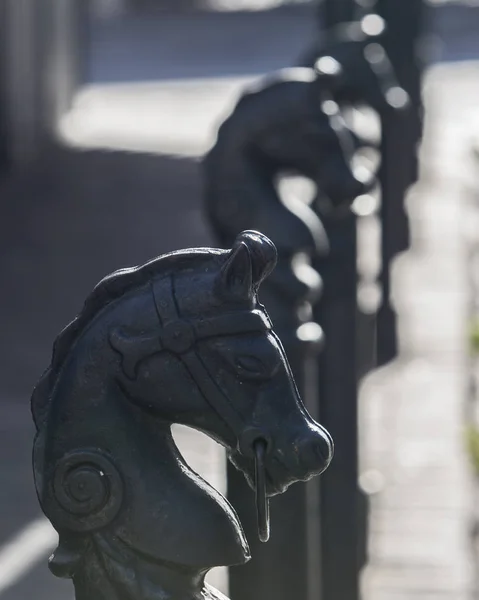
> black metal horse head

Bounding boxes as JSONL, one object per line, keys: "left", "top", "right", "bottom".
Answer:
{"left": 204, "top": 67, "right": 366, "bottom": 261}
{"left": 31, "top": 231, "right": 333, "bottom": 600}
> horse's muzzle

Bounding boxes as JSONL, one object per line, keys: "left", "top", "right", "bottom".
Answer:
{"left": 230, "top": 423, "right": 333, "bottom": 497}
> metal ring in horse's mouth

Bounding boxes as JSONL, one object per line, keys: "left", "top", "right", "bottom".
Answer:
{"left": 253, "top": 438, "right": 270, "bottom": 543}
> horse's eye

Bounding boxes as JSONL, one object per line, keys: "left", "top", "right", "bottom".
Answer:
{"left": 235, "top": 355, "right": 265, "bottom": 375}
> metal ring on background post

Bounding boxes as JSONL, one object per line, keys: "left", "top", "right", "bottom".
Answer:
{"left": 254, "top": 439, "right": 270, "bottom": 543}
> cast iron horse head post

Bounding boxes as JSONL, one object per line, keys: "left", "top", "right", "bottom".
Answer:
{"left": 203, "top": 66, "right": 368, "bottom": 343}
{"left": 31, "top": 231, "right": 333, "bottom": 600}
{"left": 204, "top": 67, "right": 367, "bottom": 247}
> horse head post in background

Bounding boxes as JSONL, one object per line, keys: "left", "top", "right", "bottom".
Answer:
{"left": 31, "top": 231, "right": 333, "bottom": 600}
{"left": 299, "top": 14, "right": 409, "bottom": 115}
{"left": 300, "top": 3, "right": 424, "bottom": 368}
{"left": 203, "top": 67, "right": 365, "bottom": 600}
{"left": 296, "top": 4, "right": 422, "bottom": 597}
{"left": 203, "top": 67, "right": 368, "bottom": 321}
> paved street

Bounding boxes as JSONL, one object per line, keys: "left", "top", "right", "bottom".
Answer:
{"left": 0, "top": 3, "right": 478, "bottom": 599}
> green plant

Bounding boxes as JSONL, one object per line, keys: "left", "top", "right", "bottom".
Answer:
{"left": 469, "top": 320, "right": 479, "bottom": 355}
{"left": 466, "top": 425, "right": 479, "bottom": 476}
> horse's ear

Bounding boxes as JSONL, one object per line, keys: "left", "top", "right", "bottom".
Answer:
{"left": 238, "top": 230, "right": 277, "bottom": 288}
{"left": 218, "top": 241, "right": 253, "bottom": 301}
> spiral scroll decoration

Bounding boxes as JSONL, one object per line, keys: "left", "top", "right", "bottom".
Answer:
{"left": 52, "top": 450, "right": 123, "bottom": 532}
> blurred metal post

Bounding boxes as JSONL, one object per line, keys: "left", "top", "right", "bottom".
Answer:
{"left": 227, "top": 330, "right": 322, "bottom": 600}
{"left": 319, "top": 0, "right": 358, "bottom": 27}
{"left": 376, "top": 0, "right": 426, "bottom": 365}
{"left": 313, "top": 212, "right": 363, "bottom": 600}
{"left": 0, "top": 0, "right": 9, "bottom": 175}
{"left": 313, "top": 3, "right": 370, "bottom": 600}
{"left": 2, "top": 0, "right": 87, "bottom": 165}
{"left": 2, "top": 0, "right": 42, "bottom": 164}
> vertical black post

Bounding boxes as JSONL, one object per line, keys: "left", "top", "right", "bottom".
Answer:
{"left": 320, "top": 0, "right": 359, "bottom": 27}
{"left": 0, "top": 0, "right": 9, "bottom": 177}
{"left": 314, "top": 213, "right": 362, "bottom": 600}
{"left": 223, "top": 228, "right": 324, "bottom": 600}
{"left": 376, "top": 0, "right": 426, "bottom": 365}
{"left": 313, "top": 2, "right": 367, "bottom": 599}
{"left": 228, "top": 327, "right": 321, "bottom": 600}
{"left": 1, "top": 0, "right": 42, "bottom": 164}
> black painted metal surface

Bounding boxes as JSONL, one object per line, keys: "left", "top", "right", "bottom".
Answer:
{"left": 31, "top": 230, "right": 333, "bottom": 600}
{"left": 0, "top": 0, "right": 9, "bottom": 176}
{"left": 313, "top": 212, "right": 362, "bottom": 600}
{"left": 299, "top": 3, "right": 413, "bottom": 596}
{"left": 376, "top": 0, "right": 426, "bottom": 366}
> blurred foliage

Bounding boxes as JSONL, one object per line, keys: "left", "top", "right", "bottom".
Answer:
{"left": 466, "top": 425, "right": 479, "bottom": 476}
{"left": 469, "top": 319, "right": 479, "bottom": 354}
{"left": 467, "top": 321, "right": 479, "bottom": 474}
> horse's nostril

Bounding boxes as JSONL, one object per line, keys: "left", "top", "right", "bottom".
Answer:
{"left": 298, "top": 434, "right": 333, "bottom": 474}
{"left": 311, "top": 439, "right": 330, "bottom": 466}
{"left": 313, "top": 440, "right": 326, "bottom": 461}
